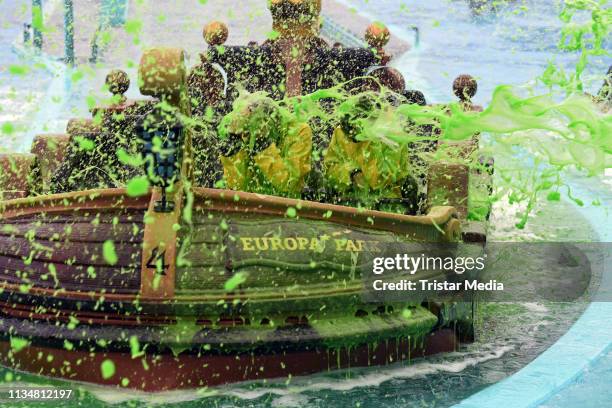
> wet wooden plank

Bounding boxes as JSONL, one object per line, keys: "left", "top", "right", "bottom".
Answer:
{"left": 3, "top": 210, "right": 145, "bottom": 225}
{"left": 175, "top": 264, "right": 349, "bottom": 291}
{"left": 175, "top": 266, "right": 228, "bottom": 290}
{"left": 0, "top": 256, "right": 140, "bottom": 293}
{"left": 181, "top": 226, "right": 225, "bottom": 244}
{"left": 0, "top": 222, "right": 143, "bottom": 243}
{"left": 179, "top": 242, "right": 225, "bottom": 267}
{"left": 0, "top": 236, "right": 141, "bottom": 268}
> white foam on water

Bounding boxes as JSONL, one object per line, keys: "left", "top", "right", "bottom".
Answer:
{"left": 488, "top": 196, "right": 541, "bottom": 241}
{"left": 271, "top": 393, "right": 312, "bottom": 408}
{"left": 522, "top": 302, "right": 549, "bottom": 314}
{"left": 79, "top": 345, "right": 513, "bottom": 406}
{"left": 78, "top": 384, "right": 220, "bottom": 406}
{"left": 223, "top": 345, "right": 514, "bottom": 401}
{"left": 0, "top": 82, "right": 51, "bottom": 152}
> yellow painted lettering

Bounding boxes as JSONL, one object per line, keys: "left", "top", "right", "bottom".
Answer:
{"left": 335, "top": 239, "right": 347, "bottom": 251}
{"left": 309, "top": 238, "right": 320, "bottom": 250}
{"left": 297, "top": 237, "right": 309, "bottom": 250}
{"left": 241, "top": 238, "right": 255, "bottom": 251}
{"left": 345, "top": 239, "right": 360, "bottom": 252}
{"left": 254, "top": 237, "right": 269, "bottom": 251}
{"left": 284, "top": 238, "right": 298, "bottom": 250}
{"left": 270, "top": 237, "right": 283, "bottom": 250}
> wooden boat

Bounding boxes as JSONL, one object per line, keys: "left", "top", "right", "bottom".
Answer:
{"left": 0, "top": 188, "right": 471, "bottom": 391}
{"left": 0, "top": 0, "right": 489, "bottom": 391}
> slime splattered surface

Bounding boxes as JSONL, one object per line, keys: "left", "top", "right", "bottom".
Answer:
{"left": 0, "top": 0, "right": 610, "bottom": 407}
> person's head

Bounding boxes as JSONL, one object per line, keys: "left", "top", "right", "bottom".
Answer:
{"left": 226, "top": 97, "right": 282, "bottom": 144}
{"left": 453, "top": 74, "right": 478, "bottom": 102}
{"left": 340, "top": 93, "right": 383, "bottom": 140}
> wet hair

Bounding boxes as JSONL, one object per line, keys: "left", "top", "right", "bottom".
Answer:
{"left": 340, "top": 93, "right": 382, "bottom": 139}
{"left": 453, "top": 74, "right": 478, "bottom": 102}
{"left": 246, "top": 99, "right": 282, "bottom": 128}
{"left": 357, "top": 93, "right": 383, "bottom": 112}
{"left": 242, "top": 98, "right": 282, "bottom": 142}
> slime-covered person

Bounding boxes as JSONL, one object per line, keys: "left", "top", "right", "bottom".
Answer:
{"left": 217, "top": 96, "right": 312, "bottom": 197}
{"left": 324, "top": 93, "right": 417, "bottom": 212}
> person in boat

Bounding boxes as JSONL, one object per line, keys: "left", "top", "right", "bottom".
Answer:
{"left": 217, "top": 96, "right": 312, "bottom": 198}
{"left": 323, "top": 93, "right": 418, "bottom": 213}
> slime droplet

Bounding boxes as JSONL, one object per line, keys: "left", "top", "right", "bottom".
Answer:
{"left": 100, "top": 359, "right": 116, "bottom": 380}
{"left": 103, "top": 240, "right": 118, "bottom": 266}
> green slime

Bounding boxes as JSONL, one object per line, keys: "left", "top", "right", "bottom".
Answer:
{"left": 0, "top": 0, "right": 609, "bottom": 392}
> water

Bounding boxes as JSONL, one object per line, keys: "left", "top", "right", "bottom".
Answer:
{"left": 0, "top": 0, "right": 610, "bottom": 407}
{"left": 0, "top": 0, "right": 54, "bottom": 152}
{"left": 540, "top": 348, "right": 612, "bottom": 408}
{"left": 347, "top": 0, "right": 610, "bottom": 105}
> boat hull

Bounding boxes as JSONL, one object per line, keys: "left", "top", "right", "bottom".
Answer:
{"left": 0, "top": 188, "right": 475, "bottom": 390}
{"left": 0, "top": 329, "right": 459, "bottom": 391}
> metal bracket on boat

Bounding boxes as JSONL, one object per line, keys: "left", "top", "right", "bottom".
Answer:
{"left": 154, "top": 187, "right": 175, "bottom": 213}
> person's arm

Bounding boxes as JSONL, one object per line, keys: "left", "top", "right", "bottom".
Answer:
{"left": 323, "top": 127, "right": 357, "bottom": 192}
{"left": 253, "top": 123, "right": 312, "bottom": 194}
{"left": 355, "top": 142, "right": 390, "bottom": 192}
{"left": 357, "top": 142, "right": 412, "bottom": 194}
{"left": 220, "top": 150, "right": 249, "bottom": 191}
